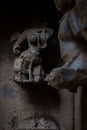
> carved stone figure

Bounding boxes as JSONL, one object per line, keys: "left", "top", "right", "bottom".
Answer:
{"left": 16, "top": 116, "right": 59, "bottom": 129}
{"left": 47, "top": 0, "right": 87, "bottom": 90}
{"left": 13, "top": 28, "right": 53, "bottom": 83}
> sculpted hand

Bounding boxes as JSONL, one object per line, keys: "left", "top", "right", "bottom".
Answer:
{"left": 46, "top": 68, "right": 64, "bottom": 90}
{"left": 46, "top": 67, "right": 78, "bottom": 90}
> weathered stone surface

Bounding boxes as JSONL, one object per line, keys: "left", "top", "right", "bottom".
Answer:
{"left": 0, "top": 0, "right": 85, "bottom": 130}
{"left": 0, "top": 31, "right": 74, "bottom": 130}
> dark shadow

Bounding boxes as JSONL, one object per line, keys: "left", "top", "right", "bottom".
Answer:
{"left": 22, "top": 82, "right": 60, "bottom": 108}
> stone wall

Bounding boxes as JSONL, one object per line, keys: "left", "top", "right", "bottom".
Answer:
{"left": 0, "top": 0, "right": 82, "bottom": 130}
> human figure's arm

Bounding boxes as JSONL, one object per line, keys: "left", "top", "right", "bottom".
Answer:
{"left": 46, "top": 67, "right": 87, "bottom": 90}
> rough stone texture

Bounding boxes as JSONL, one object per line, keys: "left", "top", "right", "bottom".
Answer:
{"left": 75, "top": 86, "right": 82, "bottom": 130}
{"left": 0, "top": 0, "right": 83, "bottom": 130}
{"left": 0, "top": 32, "right": 74, "bottom": 130}
{"left": 12, "top": 28, "right": 53, "bottom": 83}
{"left": 82, "top": 86, "right": 87, "bottom": 130}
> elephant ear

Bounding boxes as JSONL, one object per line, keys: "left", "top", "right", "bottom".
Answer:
{"left": 45, "top": 28, "right": 54, "bottom": 38}
{"left": 13, "top": 30, "right": 30, "bottom": 53}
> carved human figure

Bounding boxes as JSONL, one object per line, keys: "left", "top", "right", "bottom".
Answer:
{"left": 13, "top": 28, "right": 53, "bottom": 83}
{"left": 47, "top": 0, "right": 87, "bottom": 90}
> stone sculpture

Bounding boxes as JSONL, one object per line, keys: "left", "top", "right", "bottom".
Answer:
{"left": 13, "top": 28, "right": 53, "bottom": 83}
{"left": 16, "top": 116, "right": 59, "bottom": 129}
{"left": 47, "top": 0, "right": 87, "bottom": 91}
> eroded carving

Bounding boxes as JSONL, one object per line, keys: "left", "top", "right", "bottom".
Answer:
{"left": 47, "top": 0, "right": 87, "bottom": 90}
{"left": 16, "top": 116, "right": 59, "bottom": 129}
{"left": 12, "top": 28, "right": 53, "bottom": 83}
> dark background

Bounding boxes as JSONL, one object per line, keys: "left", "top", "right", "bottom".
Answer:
{"left": 0, "top": 0, "right": 61, "bottom": 31}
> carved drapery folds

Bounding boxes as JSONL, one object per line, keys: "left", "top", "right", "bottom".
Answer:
{"left": 12, "top": 28, "right": 53, "bottom": 84}
{"left": 46, "top": 0, "right": 87, "bottom": 91}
